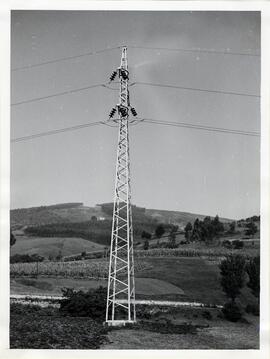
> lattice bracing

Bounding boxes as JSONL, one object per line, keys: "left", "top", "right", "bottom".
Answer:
{"left": 106, "top": 47, "right": 136, "bottom": 325}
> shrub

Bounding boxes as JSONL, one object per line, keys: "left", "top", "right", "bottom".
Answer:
{"left": 59, "top": 286, "right": 107, "bottom": 320}
{"left": 222, "top": 240, "right": 232, "bottom": 249}
{"left": 155, "top": 224, "right": 165, "bottom": 238}
{"left": 222, "top": 301, "right": 242, "bottom": 322}
{"left": 246, "top": 256, "right": 260, "bottom": 300}
{"left": 143, "top": 239, "right": 149, "bottom": 250}
{"left": 232, "top": 240, "right": 244, "bottom": 249}
{"left": 245, "top": 303, "right": 259, "bottom": 316}
{"left": 141, "top": 230, "right": 152, "bottom": 240}
{"left": 201, "top": 310, "right": 212, "bottom": 320}
{"left": 10, "top": 254, "right": 45, "bottom": 263}
{"left": 179, "top": 240, "right": 188, "bottom": 245}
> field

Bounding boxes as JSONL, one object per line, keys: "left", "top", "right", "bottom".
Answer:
{"left": 10, "top": 252, "right": 260, "bottom": 349}
{"left": 10, "top": 236, "right": 105, "bottom": 258}
{"left": 10, "top": 203, "right": 260, "bottom": 350}
{"left": 10, "top": 256, "right": 256, "bottom": 306}
{"left": 101, "top": 314, "right": 259, "bottom": 349}
{"left": 10, "top": 301, "right": 259, "bottom": 349}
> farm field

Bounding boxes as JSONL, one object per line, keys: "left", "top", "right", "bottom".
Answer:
{"left": 10, "top": 236, "right": 105, "bottom": 258}
{"left": 135, "top": 257, "right": 255, "bottom": 305}
{"left": 10, "top": 256, "right": 254, "bottom": 306}
{"left": 10, "top": 277, "right": 184, "bottom": 297}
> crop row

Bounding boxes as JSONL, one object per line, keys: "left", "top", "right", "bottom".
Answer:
{"left": 10, "top": 259, "right": 150, "bottom": 279}
{"left": 134, "top": 247, "right": 256, "bottom": 258}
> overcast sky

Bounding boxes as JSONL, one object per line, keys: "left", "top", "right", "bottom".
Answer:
{"left": 11, "top": 11, "right": 260, "bottom": 219}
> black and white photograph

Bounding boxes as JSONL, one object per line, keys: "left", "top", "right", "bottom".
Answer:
{"left": 0, "top": 1, "right": 269, "bottom": 355}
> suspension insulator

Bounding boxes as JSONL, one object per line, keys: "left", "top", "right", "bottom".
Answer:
{"left": 109, "top": 71, "right": 117, "bottom": 82}
{"left": 109, "top": 108, "right": 116, "bottom": 118}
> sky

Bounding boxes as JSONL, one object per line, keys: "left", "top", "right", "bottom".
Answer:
{"left": 10, "top": 11, "right": 261, "bottom": 219}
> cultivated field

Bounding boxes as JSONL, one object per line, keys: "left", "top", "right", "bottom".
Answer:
{"left": 10, "top": 236, "right": 105, "bottom": 258}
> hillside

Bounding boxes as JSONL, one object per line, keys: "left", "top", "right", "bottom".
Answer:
{"left": 11, "top": 202, "right": 232, "bottom": 229}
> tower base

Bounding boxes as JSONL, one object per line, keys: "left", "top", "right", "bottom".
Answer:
{"left": 105, "top": 320, "right": 136, "bottom": 327}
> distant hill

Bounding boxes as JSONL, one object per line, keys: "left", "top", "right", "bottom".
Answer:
{"left": 11, "top": 202, "right": 232, "bottom": 229}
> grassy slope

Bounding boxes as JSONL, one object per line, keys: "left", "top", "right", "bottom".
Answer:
{"left": 10, "top": 236, "right": 104, "bottom": 258}
{"left": 135, "top": 257, "right": 255, "bottom": 305}
{"left": 102, "top": 316, "right": 259, "bottom": 349}
{"left": 11, "top": 202, "right": 233, "bottom": 229}
{"left": 10, "top": 277, "right": 183, "bottom": 296}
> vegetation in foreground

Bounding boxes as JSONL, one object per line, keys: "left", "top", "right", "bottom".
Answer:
{"left": 10, "top": 302, "right": 108, "bottom": 349}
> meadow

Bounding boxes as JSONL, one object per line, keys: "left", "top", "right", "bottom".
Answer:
{"left": 10, "top": 236, "right": 105, "bottom": 258}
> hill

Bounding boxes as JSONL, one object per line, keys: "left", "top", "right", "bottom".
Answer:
{"left": 11, "top": 202, "right": 232, "bottom": 229}
{"left": 10, "top": 236, "right": 104, "bottom": 259}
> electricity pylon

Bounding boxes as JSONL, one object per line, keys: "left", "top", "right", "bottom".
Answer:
{"left": 105, "top": 47, "right": 136, "bottom": 326}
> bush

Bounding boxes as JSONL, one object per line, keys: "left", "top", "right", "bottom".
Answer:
{"left": 222, "top": 301, "right": 242, "bottom": 322}
{"left": 10, "top": 253, "right": 45, "bottom": 263}
{"left": 179, "top": 240, "right": 188, "bottom": 245}
{"left": 143, "top": 239, "right": 149, "bottom": 250}
{"left": 201, "top": 310, "right": 212, "bottom": 320}
{"left": 232, "top": 240, "right": 244, "bottom": 249}
{"left": 246, "top": 256, "right": 260, "bottom": 299}
{"left": 60, "top": 286, "right": 107, "bottom": 320}
{"left": 245, "top": 303, "right": 259, "bottom": 316}
{"left": 222, "top": 240, "right": 232, "bottom": 249}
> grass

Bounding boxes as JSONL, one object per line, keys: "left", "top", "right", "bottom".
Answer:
{"left": 102, "top": 306, "right": 259, "bottom": 349}
{"left": 10, "top": 277, "right": 107, "bottom": 295}
{"left": 10, "top": 236, "right": 105, "bottom": 258}
{"left": 135, "top": 257, "right": 255, "bottom": 305}
{"left": 101, "top": 321, "right": 259, "bottom": 349}
{"left": 11, "top": 256, "right": 256, "bottom": 306}
{"left": 10, "top": 277, "right": 183, "bottom": 297}
{"left": 10, "top": 301, "right": 259, "bottom": 350}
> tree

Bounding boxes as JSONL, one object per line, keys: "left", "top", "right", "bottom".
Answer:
{"left": 168, "top": 232, "right": 177, "bottom": 249}
{"left": 141, "top": 230, "right": 152, "bottom": 240}
{"left": 10, "top": 230, "right": 16, "bottom": 246}
{"left": 155, "top": 224, "right": 165, "bottom": 239}
{"left": 219, "top": 254, "right": 246, "bottom": 302}
{"left": 246, "top": 256, "right": 260, "bottom": 300}
{"left": 229, "top": 221, "right": 236, "bottom": 234}
{"left": 143, "top": 239, "right": 149, "bottom": 250}
{"left": 56, "top": 250, "right": 62, "bottom": 261}
{"left": 184, "top": 222, "right": 192, "bottom": 241}
{"left": 245, "top": 222, "right": 258, "bottom": 237}
{"left": 212, "top": 215, "right": 224, "bottom": 234}
{"left": 91, "top": 215, "right": 97, "bottom": 222}
{"left": 203, "top": 216, "right": 215, "bottom": 242}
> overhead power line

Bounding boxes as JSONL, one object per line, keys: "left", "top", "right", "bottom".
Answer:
{"left": 11, "top": 80, "right": 260, "bottom": 107}
{"left": 11, "top": 83, "right": 115, "bottom": 106}
{"left": 11, "top": 117, "right": 260, "bottom": 144}
{"left": 11, "top": 121, "right": 104, "bottom": 143}
{"left": 129, "top": 45, "right": 260, "bottom": 57}
{"left": 140, "top": 118, "right": 260, "bottom": 137}
{"left": 130, "top": 82, "right": 260, "bottom": 98}
{"left": 11, "top": 44, "right": 260, "bottom": 73}
{"left": 11, "top": 46, "right": 121, "bottom": 72}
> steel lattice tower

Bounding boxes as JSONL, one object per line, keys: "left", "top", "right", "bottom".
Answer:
{"left": 106, "top": 47, "right": 136, "bottom": 326}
